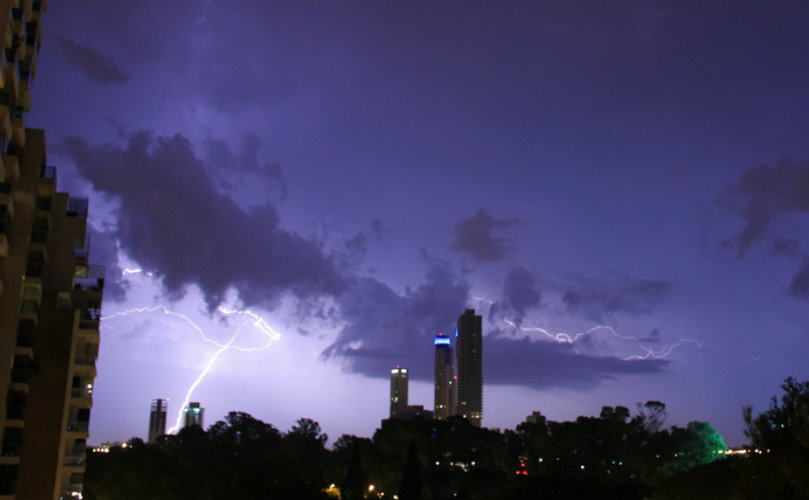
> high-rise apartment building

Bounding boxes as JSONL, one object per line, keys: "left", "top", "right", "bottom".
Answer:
{"left": 148, "top": 399, "right": 167, "bottom": 443}
{"left": 389, "top": 366, "right": 408, "bottom": 418}
{"left": 433, "top": 334, "right": 455, "bottom": 419}
{"left": 0, "top": 2, "right": 105, "bottom": 498}
{"left": 183, "top": 402, "right": 204, "bottom": 429}
{"left": 455, "top": 309, "right": 482, "bottom": 427}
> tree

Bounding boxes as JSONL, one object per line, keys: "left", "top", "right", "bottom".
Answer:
{"left": 742, "top": 377, "right": 809, "bottom": 498}
{"left": 400, "top": 439, "right": 422, "bottom": 500}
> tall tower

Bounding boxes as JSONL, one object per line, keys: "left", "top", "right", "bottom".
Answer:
{"left": 0, "top": 2, "right": 106, "bottom": 498}
{"left": 148, "top": 399, "right": 167, "bottom": 443}
{"left": 433, "top": 334, "right": 455, "bottom": 419}
{"left": 183, "top": 402, "right": 205, "bottom": 429}
{"left": 455, "top": 309, "right": 483, "bottom": 427}
{"left": 389, "top": 366, "right": 408, "bottom": 418}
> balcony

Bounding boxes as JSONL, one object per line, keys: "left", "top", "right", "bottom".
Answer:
{"left": 18, "top": 79, "right": 29, "bottom": 111}
{"left": 4, "top": 61, "right": 19, "bottom": 100}
{"left": 3, "top": 154, "right": 18, "bottom": 183}
{"left": 37, "top": 164, "right": 56, "bottom": 194}
{"left": 0, "top": 106, "right": 10, "bottom": 143}
{"left": 63, "top": 453, "right": 86, "bottom": 467}
{"left": 10, "top": 117, "right": 24, "bottom": 147}
{"left": 74, "top": 265, "right": 105, "bottom": 293}
{"left": 66, "top": 421, "right": 89, "bottom": 434}
{"left": 70, "top": 386, "right": 92, "bottom": 401}
{"left": 73, "top": 356, "right": 96, "bottom": 377}
{"left": 67, "top": 197, "right": 88, "bottom": 218}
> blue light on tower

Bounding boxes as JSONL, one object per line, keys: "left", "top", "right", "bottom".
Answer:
{"left": 434, "top": 336, "right": 451, "bottom": 346}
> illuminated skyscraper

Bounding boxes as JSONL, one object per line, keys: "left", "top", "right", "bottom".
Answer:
{"left": 148, "top": 399, "right": 167, "bottom": 443}
{"left": 184, "top": 402, "right": 205, "bottom": 429}
{"left": 433, "top": 334, "right": 455, "bottom": 419}
{"left": 455, "top": 309, "right": 483, "bottom": 427}
{"left": 0, "top": 2, "right": 106, "bottom": 498}
{"left": 389, "top": 366, "right": 408, "bottom": 418}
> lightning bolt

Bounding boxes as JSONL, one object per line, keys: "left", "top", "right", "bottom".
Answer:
{"left": 103, "top": 305, "right": 282, "bottom": 434}
{"left": 503, "top": 318, "right": 758, "bottom": 362}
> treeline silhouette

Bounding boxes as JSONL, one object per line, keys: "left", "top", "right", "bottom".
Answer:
{"left": 85, "top": 377, "right": 808, "bottom": 499}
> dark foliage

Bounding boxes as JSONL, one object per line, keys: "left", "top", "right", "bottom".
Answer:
{"left": 85, "top": 380, "right": 808, "bottom": 499}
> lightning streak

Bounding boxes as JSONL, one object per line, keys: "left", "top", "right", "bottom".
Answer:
{"left": 104, "top": 305, "right": 282, "bottom": 434}
{"left": 503, "top": 318, "right": 758, "bottom": 362}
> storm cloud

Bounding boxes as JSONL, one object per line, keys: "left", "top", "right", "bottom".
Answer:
{"left": 788, "top": 256, "right": 809, "bottom": 300}
{"left": 562, "top": 274, "right": 671, "bottom": 322}
{"left": 722, "top": 158, "right": 809, "bottom": 258}
{"left": 54, "top": 36, "right": 130, "bottom": 85}
{"left": 60, "top": 131, "right": 343, "bottom": 307}
{"left": 451, "top": 209, "right": 521, "bottom": 262}
{"left": 324, "top": 260, "right": 667, "bottom": 390}
{"left": 323, "top": 256, "right": 470, "bottom": 378}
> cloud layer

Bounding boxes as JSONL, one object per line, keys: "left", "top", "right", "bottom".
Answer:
{"left": 722, "top": 158, "right": 809, "bottom": 257}
{"left": 451, "top": 209, "right": 521, "bottom": 261}
{"left": 60, "top": 131, "right": 343, "bottom": 307}
{"left": 55, "top": 36, "right": 130, "bottom": 85}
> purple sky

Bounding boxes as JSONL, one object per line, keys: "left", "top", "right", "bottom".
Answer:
{"left": 28, "top": 1, "right": 808, "bottom": 446}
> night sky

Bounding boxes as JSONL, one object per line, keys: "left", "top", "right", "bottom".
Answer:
{"left": 27, "top": 1, "right": 808, "bottom": 446}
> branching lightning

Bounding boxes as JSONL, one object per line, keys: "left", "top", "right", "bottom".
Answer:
{"left": 502, "top": 318, "right": 758, "bottom": 362}
{"left": 471, "top": 295, "right": 757, "bottom": 362}
{"left": 104, "top": 305, "right": 282, "bottom": 434}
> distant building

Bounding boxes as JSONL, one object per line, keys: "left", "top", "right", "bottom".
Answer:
{"left": 389, "top": 366, "right": 409, "bottom": 418}
{"left": 455, "top": 309, "right": 483, "bottom": 427}
{"left": 525, "top": 411, "right": 546, "bottom": 425}
{"left": 398, "top": 405, "right": 434, "bottom": 422}
{"left": 184, "top": 402, "right": 205, "bottom": 429}
{"left": 148, "top": 399, "right": 167, "bottom": 443}
{"left": 434, "top": 334, "right": 455, "bottom": 419}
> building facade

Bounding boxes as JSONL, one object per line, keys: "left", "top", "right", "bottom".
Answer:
{"left": 183, "top": 402, "right": 204, "bottom": 429}
{"left": 433, "top": 334, "right": 455, "bottom": 419}
{"left": 389, "top": 366, "right": 408, "bottom": 418}
{"left": 0, "top": 2, "right": 105, "bottom": 498}
{"left": 148, "top": 399, "right": 167, "bottom": 443}
{"left": 455, "top": 309, "right": 482, "bottom": 427}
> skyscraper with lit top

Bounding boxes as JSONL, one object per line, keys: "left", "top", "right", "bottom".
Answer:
{"left": 184, "top": 402, "right": 205, "bottom": 429}
{"left": 455, "top": 309, "right": 483, "bottom": 427}
{"left": 433, "top": 334, "right": 455, "bottom": 419}
{"left": 389, "top": 366, "right": 408, "bottom": 418}
{"left": 0, "top": 1, "right": 106, "bottom": 498}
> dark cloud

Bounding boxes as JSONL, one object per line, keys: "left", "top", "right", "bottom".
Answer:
{"left": 60, "top": 131, "right": 343, "bottom": 307}
{"left": 721, "top": 158, "right": 809, "bottom": 258}
{"left": 490, "top": 266, "right": 542, "bottom": 324}
{"left": 204, "top": 134, "right": 287, "bottom": 204}
{"left": 324, "top": 260, "right": 667, "bottom": 390}
{"left": 485, "top": 335, "right": 668, "bottom": 390}
{"left": 788, "top": 256, "right": 809, "bottom": 300}
{"left": 451, "top": 209, "right": 521, "bottom": 262}
{"left": 770, "top": 238, "right": 800, "bottom": 258}
{"left": 323, "top": 256, "right": 469, "bottom": 378}
{"left": 562, "top": 274, "right": 670, "bottom": 322}
{"left": 371, "top": 219, "right": 390, "bottom": 241}
{"left": 54, "top": 36, "right": 129, "bottom": 85}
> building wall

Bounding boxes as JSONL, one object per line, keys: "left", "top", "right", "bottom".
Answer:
{"left": 434, "top": 336, "right": 454, "bottom": 420}
{"left": 455, "top": 309, "right": 483, "bottom": 427}
{"left": 0, "top": 3, "right": 104, "bottom": 497}
{"left": 389, "top": 367, "right": 408, "bottom": 418}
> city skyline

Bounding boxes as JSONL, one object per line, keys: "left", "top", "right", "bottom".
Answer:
{"left": 18, "top": 1, "right": 809, "bottom": 448}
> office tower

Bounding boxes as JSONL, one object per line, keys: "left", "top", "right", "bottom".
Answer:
{"left": 184, "top": 402, "right": 204, "bottom": 428}
{"left": 389, "top": 366, "right": 408, "bottom": 418}
{"left": 455, "top": 309, "right": 483, "bottom": 427}
{"left": 148, "top": 399, "right": 167, "bottom": 443}
{"left": 433, "top": 334, "right": 455, "bottom": 419}
{"left": 0, "top": 2, "right": 105, "bottom": 498}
